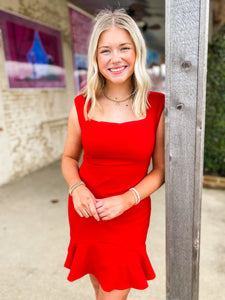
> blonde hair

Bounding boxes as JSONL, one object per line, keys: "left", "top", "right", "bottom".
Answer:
{"left": 81, "top": 9, "right": 151, "bottom": 119}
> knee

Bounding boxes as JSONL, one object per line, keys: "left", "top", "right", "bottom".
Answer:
{"left": 94, "top": 284, "right": 100, "bottom": 295}
{"left": 89, "top": 274, "right": 100, "bottom": 298}
{"left": 92, "top": 284, "right": 100, "bottom": 299}
{"left": 97, "top": 288, "right": 130, "bottom": 300}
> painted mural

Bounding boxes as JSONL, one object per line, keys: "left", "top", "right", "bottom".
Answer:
{"left": 0, "top": 9, "right": 65, "bottom": 89}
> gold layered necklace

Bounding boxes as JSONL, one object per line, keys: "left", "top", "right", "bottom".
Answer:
{"left": 103, "top": 88, "right": 136, "bottom": 104}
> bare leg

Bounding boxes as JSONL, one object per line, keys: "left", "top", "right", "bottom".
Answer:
{"left": 97, "top": 286, "right": 130, "bottom": 300}
{"left": 89, "top": 274, "right": 100, "bottom": 299}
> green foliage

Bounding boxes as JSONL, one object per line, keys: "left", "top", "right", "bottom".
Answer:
{"left": 204, "top": 25, "right": 225, "bottom": 176}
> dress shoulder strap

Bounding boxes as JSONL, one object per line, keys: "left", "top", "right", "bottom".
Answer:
{"left": 147, "top": 91, "right": 165, "bottom": 130}
{"left": 74, "top": 94, "right": 86, "bottom": 128}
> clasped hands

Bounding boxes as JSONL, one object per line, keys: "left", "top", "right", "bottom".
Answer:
{"left": 71, "top": 185, "right": 135, "bottom": 221}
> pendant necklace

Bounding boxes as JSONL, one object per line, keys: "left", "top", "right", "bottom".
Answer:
{"left": 103, "top": 88, "right": 136, "bottom": 104}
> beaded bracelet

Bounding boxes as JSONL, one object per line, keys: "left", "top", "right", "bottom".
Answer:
{"left": 69, "top": 181, "right": 85, "bottom": 195}
{"left": 129, "top": 187, "right": 141, "bottom": 205}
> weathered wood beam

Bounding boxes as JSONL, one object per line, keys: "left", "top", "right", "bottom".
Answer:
{"left": 165, "top": 0, "right": 209, "bottom": 299}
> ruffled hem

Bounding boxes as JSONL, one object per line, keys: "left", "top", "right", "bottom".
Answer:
{"left": 64, "top": 241, "right": 156, "bottom": 292}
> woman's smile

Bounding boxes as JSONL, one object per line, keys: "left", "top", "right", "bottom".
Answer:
{"left": 109, "top": 66, "right": 127, "bottom": 73}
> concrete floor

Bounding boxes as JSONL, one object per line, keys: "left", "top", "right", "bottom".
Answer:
{"left": 0, "top": 160, "right": 224, "bottom": 300}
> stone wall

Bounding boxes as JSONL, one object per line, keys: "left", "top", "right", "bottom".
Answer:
{"left": 0, "top": 0, "right": 75, "bottom": 185}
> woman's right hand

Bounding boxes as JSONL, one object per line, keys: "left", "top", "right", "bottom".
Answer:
{"left": 71, "top": 185, "right": 100, "bottom": 221}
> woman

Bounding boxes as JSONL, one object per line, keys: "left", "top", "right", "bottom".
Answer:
{"left": 62, "top": 9, "right": 165, "bottom": 300}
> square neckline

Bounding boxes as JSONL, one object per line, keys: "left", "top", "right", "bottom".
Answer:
{"left": 89, "top": 116, "right": 147, "bottom": 125}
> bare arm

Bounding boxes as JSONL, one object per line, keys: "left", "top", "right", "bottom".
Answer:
{"left": 62, "top": 104, "right": 100, "bottom": 221}
{"left": 61, "top": 104, "right": 83, "bottom": 186}
{"left": 129, "top": 110, "right": 165, "bottom": 199}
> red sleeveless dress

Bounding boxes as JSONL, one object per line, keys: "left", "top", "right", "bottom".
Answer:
{"left": 64, "top": 91, "right": 165, "bottom": 291}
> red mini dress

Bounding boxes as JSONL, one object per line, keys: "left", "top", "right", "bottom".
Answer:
{"left": 64, "top": 91, "right": 165, "bottom": 292}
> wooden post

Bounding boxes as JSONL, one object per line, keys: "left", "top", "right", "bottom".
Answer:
{"left": 165, "top": 0, "right": 209, "bottom": 299}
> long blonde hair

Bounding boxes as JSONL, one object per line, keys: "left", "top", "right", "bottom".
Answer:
{"left": 81, "top": 9, "right": 151, "bottom": 119}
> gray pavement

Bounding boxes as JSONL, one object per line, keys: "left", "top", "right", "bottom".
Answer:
{"left": 0, "top": 160, "right": 224, "bottom": 300}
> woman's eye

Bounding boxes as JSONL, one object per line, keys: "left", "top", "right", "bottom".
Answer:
{"left": 121, "top": 47, "right": 130, "bottom": 51}
{"left": 100, "top": 49, "right": 110, "bottom": 54}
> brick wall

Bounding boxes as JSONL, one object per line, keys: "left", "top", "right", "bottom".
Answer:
{"left": 0, "top": 0, "right": 75, "bottom": 185}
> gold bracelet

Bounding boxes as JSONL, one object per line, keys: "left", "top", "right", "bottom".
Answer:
{"left": 69, "top": 181, "right": 85, "bottom": 195}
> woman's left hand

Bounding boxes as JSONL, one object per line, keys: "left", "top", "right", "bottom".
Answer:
{"left": 95, "top": 192, "right": 135, "bottom": 221}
